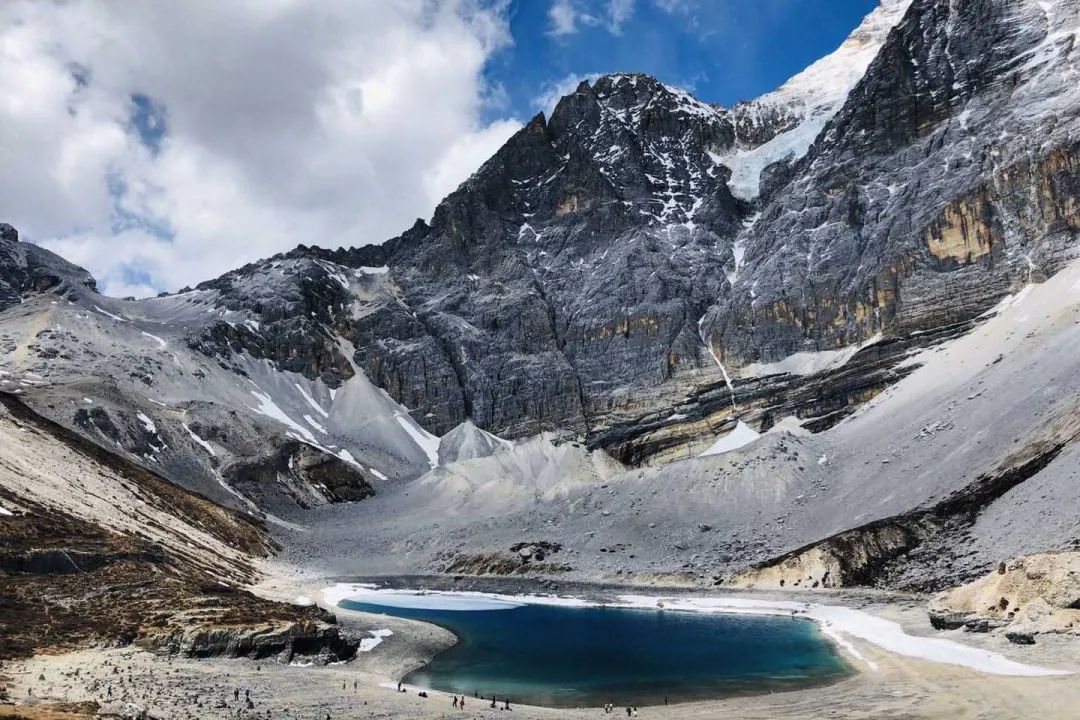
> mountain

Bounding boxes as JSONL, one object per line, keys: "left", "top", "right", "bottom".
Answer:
{"left": 702, "top": 0, "right": 1080, "bottom": 372}
{"left": 0, "top": 221, "right": 447, "bottom": 521}
{"left": 3, "top": 0, "right": 1080, "bottom": 605}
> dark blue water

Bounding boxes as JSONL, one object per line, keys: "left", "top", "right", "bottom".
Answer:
{"left": 340, "top": 599, "right": 852, "bottom": 708}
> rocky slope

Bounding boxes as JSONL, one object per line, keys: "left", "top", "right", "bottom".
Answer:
{"left": 0, "top": 224, "right": 441, "bottom": 520}
{"left": 0, "top": 392, "right": 359, "bottom": 663}
{"left": 287, "top": 258, "right": 1080, "bottom": 593}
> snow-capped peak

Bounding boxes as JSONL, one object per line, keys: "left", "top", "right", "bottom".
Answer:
{"left": 749, "top": 0, "right": 912, "bottom": 122}
{"left": 717, "top": 0, "right": 914, "bottom": 200}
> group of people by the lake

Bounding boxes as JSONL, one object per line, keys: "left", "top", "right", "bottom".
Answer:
{"left": 451, "top": 693, "right": 512, "bottom": 710}
{"left": 603, "top": 702, "right": 639, "bottom": 716}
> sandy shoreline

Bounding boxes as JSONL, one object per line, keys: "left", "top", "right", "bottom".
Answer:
{"left": 4, "top": 576, "right": 1079, "bottom": 719}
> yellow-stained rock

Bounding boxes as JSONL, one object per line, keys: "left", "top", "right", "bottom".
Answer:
{"left": 928, "top": 552, "right": 1080, "bottom": 642}
{"left": 924, "top": 191, "right": 1002, "bottom": 263}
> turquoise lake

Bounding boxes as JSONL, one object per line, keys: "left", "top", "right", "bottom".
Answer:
{"left": 339, "top": 597, "right": 853, "bottom": 708}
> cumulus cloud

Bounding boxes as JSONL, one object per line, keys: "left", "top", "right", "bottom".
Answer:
{"left": 547, "top": 0, "right": 581, "bottom": 36}
{"left": 0, "top": 0, "right": 521, "bottom": 296}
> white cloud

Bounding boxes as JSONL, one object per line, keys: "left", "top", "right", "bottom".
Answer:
{"left": 0, "top": 0, "right": 521, "bottom": 296}
{"left": 547, "top": 0, "right": 582, "bottom": 36}
{"left": 651, "top": 0, "right": 695, "bottom": 11}
{"left": 607, "top": 0, "right": 636, "bottom": 34}
{"left": 547, "top": 0, "right": 635, "bottom": 37}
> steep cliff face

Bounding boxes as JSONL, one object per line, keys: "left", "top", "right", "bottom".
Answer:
{"left": 703, "top": 0, "right": 1080, "bottom": 375}
{"left": 308, "top": 74, "right": 748, "bottom": 438}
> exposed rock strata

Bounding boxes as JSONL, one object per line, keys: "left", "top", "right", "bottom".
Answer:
{"left": 0, "top": 393, "right": 357, "bottom": 663}
{"left": 141, "top": 611, "right": 359, "bottom": 663}
{"left": 225, "top": 441, "right": 375, "bottom": 511}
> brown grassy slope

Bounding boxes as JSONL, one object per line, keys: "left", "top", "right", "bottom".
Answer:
{"left": 0, "top": 392, "right": 349, "bottom": 665}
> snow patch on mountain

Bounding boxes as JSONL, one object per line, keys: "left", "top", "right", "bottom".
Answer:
{"left": 699, "top": 420, "right": 761, "bottom": 457}
{"left": 394, "top": 411, "right": 440, "bottom": 469}
{"left": 141, "top": 331, "right": 168, "bottom": 349}
{"left": 183, "top": 423, "right": 216, "bottom": 456}
{"left": 248, "top": 387, "right": 319, "bottom": 445}
{"left": 735, "top": 334, "right": 884, "bottom": 379}
{"left": 716, "top": 113, "right": 834, "bottom": 200}
{"left": 720, "top": 0, "right": 913, "bottom": 199}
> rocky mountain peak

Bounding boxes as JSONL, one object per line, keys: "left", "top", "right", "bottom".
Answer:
{"left": 0, "top": 223, "right": 97, "bottom": 311}
{"left": 704, "top": 0, "right": 1080, "bottom": 376}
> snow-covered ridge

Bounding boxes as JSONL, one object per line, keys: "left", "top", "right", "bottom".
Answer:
{"left": 719, "top": 0, "right": 913, "bottom": 199}
{"left": 571, "top": 3, "right": 912, "bottom": 202}
{"left": 740, "top": 0, "right": 912, "bottom": 125}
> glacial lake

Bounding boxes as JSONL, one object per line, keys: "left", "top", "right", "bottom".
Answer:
{"left": 339, "top": 594, "right": 853, "bottom": 708}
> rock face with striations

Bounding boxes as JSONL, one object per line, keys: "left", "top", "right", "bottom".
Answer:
{"left": 304, "top": 74, "right": 748, "bottom": 438}
{"left": 702, "top": 0, "right": 1080, "bottom": 373}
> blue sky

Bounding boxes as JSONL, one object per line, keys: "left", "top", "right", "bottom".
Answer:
{"left": 484, "top": 0, "right": 879, "bottom": 120}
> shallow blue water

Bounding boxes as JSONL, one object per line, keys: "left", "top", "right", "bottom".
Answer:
{"left": 340, "top": 598, "right": 852, "bottom": 708}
